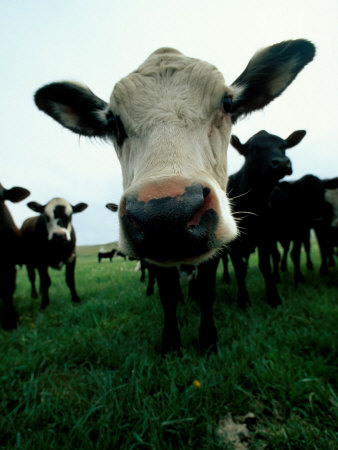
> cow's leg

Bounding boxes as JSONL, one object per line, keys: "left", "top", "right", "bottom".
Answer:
{"left": 290, "top": 239, "right": 305, "bottom": 283}
{"left": 146, "top": 265, "right": 155, "bottom": 296}
{"left": 258, "top": 244, "right": 282, "bottom": 307}
{"left": 26, "top": 264, "right": 38, "bottom": 298}
{"left": 195, "top": 258, "right": 219, "bottom": 353}
{"left": 314, "top": 226, "right": 330, "bottom": 275}
{"left": 271, "top": 241, "right": 281, "bottom": 282}
{"left": 153, "top": 266, "right": 182, "bottom": 355}
{"left": 230, "top": 252, "right": 250, "bottom": 308}
{"left": 280, "top": 240, "right": 290, "bottom": 272}
{"left": 66, "top": 257, "right": 80, "bottom": 303}
{"left": 303, "top": 231, "right": 313, "bottom": 270}
{"left": 1, "top": 265, "right": 18, "bottom": 330}
{"left": 221, "top": 251, "right": 230, "bottom": 283}
{"left": 37, "top": 265, "right": 51, "bottom": 309}
{"left": 140, "top": 259, "right": 146, "bottom": 282}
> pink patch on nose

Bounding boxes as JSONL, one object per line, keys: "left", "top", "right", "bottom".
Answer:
{"left": 137, "top": 180, "right": 188, "bottom": 203}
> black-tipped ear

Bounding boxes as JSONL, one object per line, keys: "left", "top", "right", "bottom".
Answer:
{"left": 34, "top": 82, "right": 109, "bottom": 136}
{"left": 27, "top": 201, "right": 45, "bottom": 213}
{"left": 72, "top": 203, "right": 88, "bottom": 213}
{"left": 106, "top": 203, "right": 119, "bottom": 212}
{"left": 285, "top": 130, "right": 306, "bottom": 149}
{"left": 5, "top": 187, "right": 30, "bottom": 203}
{"left": 231, "top": 39, "right": 315, "bottom": 118}
{"left": 230, "top": 135, "right": 246, "bottom": 156}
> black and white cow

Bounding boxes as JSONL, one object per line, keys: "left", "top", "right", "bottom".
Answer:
{"left": 34, "top": 40, "right": 315, "bottom": 353}
{"left": 21, "top": 198, "right": 88, "bottom": 309}
{"left": 0, "top": 183, "right": 30, "bottom": 329}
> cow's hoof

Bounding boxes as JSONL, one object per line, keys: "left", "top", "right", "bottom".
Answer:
{"left": 161, "top": 329, "right": 181, "bottom": 356}
{"left": 72, "top": 296, "right": 81, "bottom": 303}
{"left": 41, "top": 299, "right": 50, "bottom": 309}
{"left": 199, "top": 326, "right": 218, "bottom": 354}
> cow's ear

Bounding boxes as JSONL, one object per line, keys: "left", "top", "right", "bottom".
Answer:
{"left": 72, "top": 202, "right": 88, "bottom": 213}
{"left": 27, "top": 201, "right": 45, "bottom": 213}
{"left": 34, "top": 82, "right": 109, "bottom": 137}
{"left": 106, "top": 203, "right": 119, "bottom": 212}
{"left": 230, "top": 39, "right": 315, "bottom": 119}
{"left": 230, "top": 135, "right": 246, "bottom": 156}
{"left": 285, "top": 130, "right": 306, "bottom": 148}
{"left": 5, "top": 187, "right": 30, "bottom": 203}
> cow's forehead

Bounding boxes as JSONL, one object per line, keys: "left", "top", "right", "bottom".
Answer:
{"left": 45, "top": 198, "right": 72, "bottom": 217}
{"left": 110, "top": 49, "right": 228, "bottom": 132}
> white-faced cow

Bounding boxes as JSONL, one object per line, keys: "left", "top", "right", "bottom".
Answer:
{"left": 0, "top": 183, "right": 30, "bottom": 329}
{"left": 34, "top": 39, "right": 315, "bottom": 353}
{"left": 21, "top": 198, "right": 88, "bottom": 309}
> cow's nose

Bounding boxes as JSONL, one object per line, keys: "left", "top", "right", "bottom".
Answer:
{"left": 52, "top": 231, "right": 68, "bottom": 241}
{"left": 270, "top": 158, "right": 292, "bottom": 175}
{"left": 120, "top": 182, "right": 219, "bottom": 263}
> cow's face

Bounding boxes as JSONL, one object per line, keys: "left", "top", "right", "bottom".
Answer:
{"left": 231, "top": 129, "right": 306, "bottom": 184}
{"left": 34, "top": 40, "right": 315, "bottom": 265}
{"left": 27, "top": 198, "right": 88, "bottom": 241}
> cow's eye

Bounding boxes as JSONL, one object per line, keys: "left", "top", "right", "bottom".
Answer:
{"left": 107, "top": 111, "right": 128, "bottom": 146}
{"left": 222, "top": 94, "right": 233, "bottom": 114}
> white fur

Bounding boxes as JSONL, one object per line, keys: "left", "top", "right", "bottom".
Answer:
{"left": 44, "top": 197, "right": 73, "bottom": 241}
{"left": 107, "top": 50, "right": 238, "bottom": 260}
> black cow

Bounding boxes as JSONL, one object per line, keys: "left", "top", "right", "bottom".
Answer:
{"left": 270, "top": 175, "right": 335, "bottom": 282}
{"left": 0, "top": 183, "right": 30, "bottom": 329}
{"left": 98, "top": 248, "right": 116, "bottom": 262}
{"left": 34, "top": 40, "right": 315, "bottom": 353}
{"left": 224, "top": 129, "right": 306, "bottom": 307}
{"left": 21, "top": 198, "right": 88, "bottom": 309}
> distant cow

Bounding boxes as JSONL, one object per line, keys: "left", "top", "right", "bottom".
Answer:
{"left": 98, "top": 248, "right": 116, "bottom": 262}
{"left": 223, "top": 129, "right": 306, "bottom": 307}
{"left": 270, "top": 175, "right": 335, "bottom": 282}
{"left": 0, "top": 183, "right": 30, "bottom": 329}
{"left": 21, "top": 198, "right": 88, "bottom": 309}
{"left": 34, "top": 40, "right": 315, "bottom": 353}
{"left": 313, "top": 179, "right": 338, "bottom": 274}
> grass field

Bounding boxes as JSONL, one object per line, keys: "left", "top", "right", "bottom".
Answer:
{"left": 0, "top": 244, "right": 337, "bottom": 449}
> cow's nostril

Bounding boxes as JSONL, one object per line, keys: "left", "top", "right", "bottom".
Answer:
{"left": 203, "top": 187, "right": 211, "bottom": 198}
{"left": 271, "top": 159, "right": 280, "bottom": 168}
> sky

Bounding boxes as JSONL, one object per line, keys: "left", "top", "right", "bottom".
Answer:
{"left": 1, "top": 0, "right": 337, "bottom": 245}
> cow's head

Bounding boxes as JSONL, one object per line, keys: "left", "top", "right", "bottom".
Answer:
{"left": 34, "top": 39, "right": 315, "bottom": 265}
{"left": 231, "top": 129, "right": 306, "bottom": 184}
{"left": 0, "top": 183, "right": 30, "bottom": 204}
{"left": 27, "top": 198, "right": 88, "bottom": 241}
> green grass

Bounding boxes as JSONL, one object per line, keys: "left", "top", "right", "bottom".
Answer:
{"left": 0, "top": 244, "right": 337, "bottom": 449}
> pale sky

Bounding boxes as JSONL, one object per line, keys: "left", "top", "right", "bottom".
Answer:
{"left": 1, "top": 0, "right": 337, "bottom": 245}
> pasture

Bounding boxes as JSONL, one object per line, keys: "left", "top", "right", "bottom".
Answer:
{"left": 1, "top": 244, "right": 337, "bottom": 449}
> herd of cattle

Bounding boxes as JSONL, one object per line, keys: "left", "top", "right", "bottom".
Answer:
{"left": 1, "top": 39, "right": 337, "bottom": 353}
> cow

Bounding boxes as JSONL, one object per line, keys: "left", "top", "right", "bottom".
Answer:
{"left": 313, "top": 179, "right": 338, "bottom": 275}
{"left": 270, "top": 176, "right": 338, "bottom": 282}
{"left": 21, "top": 198, "right": 88, "bottom": 309}
{"left": 0, "top": 183, "right": 30, "bottom": 329}
{"left": 220, "top": 129, "right": 306, "bottom": 307}
{"left": 98, "top": 248, "right": 116, "bottom": 262}
{"left": 270, "top": 175, "right": 327, "bottom": 283}
{"left": 34, "top": 39, "right": 315, "bottom": 353}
